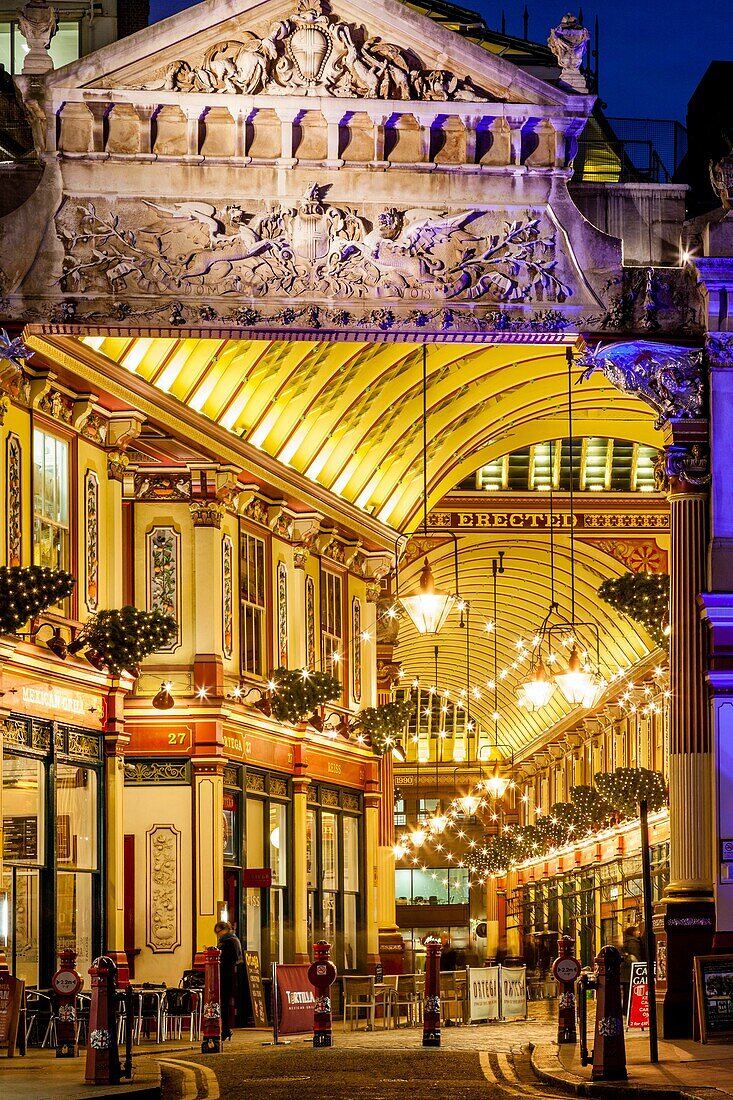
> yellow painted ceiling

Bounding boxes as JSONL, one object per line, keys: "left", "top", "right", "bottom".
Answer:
{"left": 395, "top": 534, "right": 658, "bottom": 757}
{"left": 81, "top": 335, "right": 662, "bottom": 531}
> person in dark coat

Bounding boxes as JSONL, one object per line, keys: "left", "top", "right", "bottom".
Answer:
{"left": 215, "top": 920, "right": 243, "bottom": 1041}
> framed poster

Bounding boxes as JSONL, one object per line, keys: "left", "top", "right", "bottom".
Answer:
{"left": 694, "top": 955, "right": 733, "bottom": 1043}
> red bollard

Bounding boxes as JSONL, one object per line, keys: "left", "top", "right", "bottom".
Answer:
{"left": 85, "top": 956, "right": 121, "bottom": 1085}
{"left": 201, "top": 945, "right": 222, "bottom": 1053}
{"left": 308, "top": 941, "right": 338, "bottom": 1048}
{"left": 552, "top": 936, "right": 580, "bottom": 1045}
{"left": 422, "top": 936, "right": 442, "bottom": 1047}
{"left": 52, "top": 948, "right": 83, "bottom": 1057}
{"left": 591, "top": 945, "right": 627, "bottom": 1081}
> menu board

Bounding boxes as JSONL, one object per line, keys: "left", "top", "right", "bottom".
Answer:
{"left": 244, "top": 951, "right": 269, "bottom": 1028}
{"left": 0, "top": 973, "right": 24, "bottom": 1057}
{"left": 3, "top": 816, "right": 38, "bottom": 862}
{"left": 627, "top": 961, "right": 650, "bottom": 1030}
{"left": 694, "top": 955, "right": 733, "bottom": 1043}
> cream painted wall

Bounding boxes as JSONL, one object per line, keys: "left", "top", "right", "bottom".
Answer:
{"left": 123, "top": 783, "right": 194, "bottom": 985}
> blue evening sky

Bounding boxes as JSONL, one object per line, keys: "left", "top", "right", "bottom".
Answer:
{"left": 148, "top": 0, "right": 731, "bottom": 124}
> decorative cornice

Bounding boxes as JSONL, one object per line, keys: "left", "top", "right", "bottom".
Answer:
{"left": 190, "top": 498, "right": 225, "bottom": 528}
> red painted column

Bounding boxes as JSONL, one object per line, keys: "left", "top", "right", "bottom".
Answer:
{"left": 85, "top": 956, "right": 121, "bottom": 1085}
{"left": 201, "top": 945, "right": 222, "bottom": 1053}
{"left": 591, "top": 946, "right": 627, "bottom": 1081}
{"left": 422, "top": 936, "right": 442, "bottom": 1047}
{"left": 308, "top": 941, "right": 337, "bottom": 1048}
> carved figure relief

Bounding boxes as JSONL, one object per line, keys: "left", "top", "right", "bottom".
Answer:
{"left": 146, "top": 825, "right": 181, "bottom": 953}
{"left": 84, "top": 470, "right": 99, "bottom": 611}
{"left": 352, "top": 597, "right": 362, "bottom": 703}
{"left": 277, "top": 560, "right": 288, "bottom": 666}
{"left": 305, "top": 574, "right": 316, "bottom": 671}
{"left": 6, "top": 433, "right": 22, "bottom": 567}
{"left": 578, "top": 341, "right": 704, "bottom": 428}
{"left": 222, "top": 534, "right": 233, "bottom": 659}
{"left": 140, "top": 1, "right": 491, "bottom": 102}
{"left": 147, "top": 526, "right": 181, "bottom": 649}
{"left": 56, "top": 189, "right": 572, "bottom": 305}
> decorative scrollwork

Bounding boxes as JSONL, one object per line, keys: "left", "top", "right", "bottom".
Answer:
{"left": 124, "top": 761, "right": 190, "bottom": 784}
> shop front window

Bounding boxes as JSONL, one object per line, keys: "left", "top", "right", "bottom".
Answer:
{"left": 33, "top": 429, "right": 71, "bottom": 586}
{"left": 240, "top": 529, "right": 267, "bottom": 677}
{"left": 3, "top": 755, "right": 44, "bottom": 987}
{"left": 321, "top": 571, "right": 343, "bottom": 684}
{"left": 245, "top": 798, "right": 264, "bottom": 958}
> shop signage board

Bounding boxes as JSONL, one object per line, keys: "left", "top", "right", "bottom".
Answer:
{"left": 500, "top": 966, "right": 527, "bottom": 1021}
{"left": 468, "top": 966, "right": 499, "bottom": 1022}
{"left": 627, "top": 961, "right": 650, "bottom": 1030}
{"left": 127, "top": 724, "right": 193, "bottom": 754}
{"left": 694, "top": 955, "right": 733, "bottom": 1043}
{"left": 0, "top": 972, "right": 24, "bottom": 1057}
{"left": 243, "top": 868, "right": 272, "bottom": 888}
{"left": 244, "top": 952, "right": 269, "bottom": 1028}
{"left": 274, "top": 964, "right": 315, "bottom": 1038}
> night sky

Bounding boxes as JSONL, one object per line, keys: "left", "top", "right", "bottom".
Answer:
{"left": 148, "top": 0, "right": 731, "bottom": 124}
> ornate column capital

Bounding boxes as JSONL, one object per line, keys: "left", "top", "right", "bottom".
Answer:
{"left": 706, "top": 332, "right": 733, "bottom": 368}
{"left": 190, "top": 499, "right": 225, "bottom": 528}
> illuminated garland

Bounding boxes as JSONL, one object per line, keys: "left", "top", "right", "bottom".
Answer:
{"left": 597, "top": 572, "right": 670, "bottom": 648}
{"left": 418, "top": 767, "right": 667, "bottom": 881}
{"left": 594, "top": 767, "right": 666, "bottom": 817}
{"left": 358, "top": 699, "right": 415, "bottom": 757}
{"left": 0, "top": 565, "right": 76, "bottom": 633}
{"left": 76, "top": 606, "right": 177, "bottom": 676}
{"left": 269, "top": 667, "right": 341, "bottom": 723}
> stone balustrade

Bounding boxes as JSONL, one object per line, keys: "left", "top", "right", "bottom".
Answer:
{"left": 48, "top": 89, "right": 586, "bottom": 170}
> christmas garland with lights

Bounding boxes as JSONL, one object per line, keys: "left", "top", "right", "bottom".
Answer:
{"left": 76, "top": 606, "right": 177, "bottom": 676}
{"left": 0, "top": 565, "right": 76, "bottom": 634}
{"left": 594, "top": 767, "right": 667, "bottom": 817}
{"left": 269, "top": 667, "right": 341, "bottom": 724}
{"left": 358, "top": 699, "right": 415, "bottom": 756}
{"left": 467, "top": 767, "right": 666, "bottom": 877}
{"left": 597, "top": 571, "right": 670, "bottom": 648}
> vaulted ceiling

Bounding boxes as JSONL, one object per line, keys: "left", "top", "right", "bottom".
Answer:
{"left": 80, "top": 334, "right": 661, "bottom": 530}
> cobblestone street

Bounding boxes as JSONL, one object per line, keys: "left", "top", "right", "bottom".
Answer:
{"left": 155, "top": 1017, "right": 564, "bottom": 1100}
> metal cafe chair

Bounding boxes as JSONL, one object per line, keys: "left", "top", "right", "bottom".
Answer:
{"left": 24, "top": 989, "right": 54, "bottom": 1047}
{"left": 441, "top": 971, "right": 467, "bottom": 1026}
{"left": 392, "top": 973, "right": 423, "bottom": 1028}
{"left": 164, "top": 986, "right": 201, "bottom": 1042}
{"left": 342, "top": 975, "right": 377, "bottom": 1031}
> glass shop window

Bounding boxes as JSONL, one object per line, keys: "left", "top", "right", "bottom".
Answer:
{"left": 394, "top": 796, "right": 406, "bottom": 828}
{"left": 342, "top": 815, "right": 359, "bottom": 892}
{"left": 55, "top": 763, "right": 97, "bottom": 870}
{"left": 321, "top": 571, "right": 343, "bottom": 681}
{"left": 33, "top": 428, "right": 70, "bottom": 578}
{"left": 321, "top": 812, "right": 338, "bottom": 892}
{"left": 240, "top": 529, "right": 266, "bottom": 677}
{"left": 269, "top": 802, "right": 287, "bottom": 887}
{"left": 3, "top": 755, "right": 44, "bottom": 865}
{"left": 245, "top": 798, "right": 264, "bottom": 957}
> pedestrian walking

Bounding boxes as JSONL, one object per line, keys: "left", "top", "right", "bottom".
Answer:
{"left": 215, "top": 920, "right": 243, "bottom": 1041}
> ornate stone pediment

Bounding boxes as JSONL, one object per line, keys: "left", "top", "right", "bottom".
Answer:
{"left": 135, "top": 0, "right": 492, "bottom": 102}
{"left": 62, "top": 0, "right": 577, "bottom": 107}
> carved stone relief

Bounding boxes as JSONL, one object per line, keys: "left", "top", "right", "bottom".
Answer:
{"left": 55, "top": 189, "right": 573, "bottom": 306}
{"left": 137, "top": 1, "right": 492, "bottom": 102}
{"left": 146, "top": 824, "right": 182, "bottom": 953}
{"left": 84, "top": 469, "right": 99, "bottom": 612}
{"left": 147, "top": 526, "right": 181, "bottom": 649}
{"left": 578, "top": 341, "right": 704, "bottom": 429}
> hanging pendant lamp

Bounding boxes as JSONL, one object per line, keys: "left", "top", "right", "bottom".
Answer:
{"left": 554, "top": 644, "right": 595, "bottom": 706}
{"left": 518, "top": 657, "right": 556, "bottom": 710}
{"left": 399, "top": 346, "right": 455, "bottom": 635}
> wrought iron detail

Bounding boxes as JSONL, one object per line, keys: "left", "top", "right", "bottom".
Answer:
{"left": 124, "top": 760, "right": 190, "bottom": 784}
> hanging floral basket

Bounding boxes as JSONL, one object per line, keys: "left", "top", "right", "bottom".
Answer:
{"left": 0, "top": 565, "right": 76, "bottom": 634}
{"left": 72, "top": 606, "right": 177, "bottom": 677}
{"left": 269, "top": 667, "right": 341, "bottom": 724}
{"left": 357, "top": 699, "right": 414, "bottom": 756}
{"left": 597, "top": 572, "right": 670, "bottom": 648}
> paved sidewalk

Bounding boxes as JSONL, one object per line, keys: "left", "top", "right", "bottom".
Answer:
{"left": 0, "top": 1048, "right": 161, "bottom": 1100}
{"left": 532, "top": 1035, "right": 733, "bottom": 1100}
